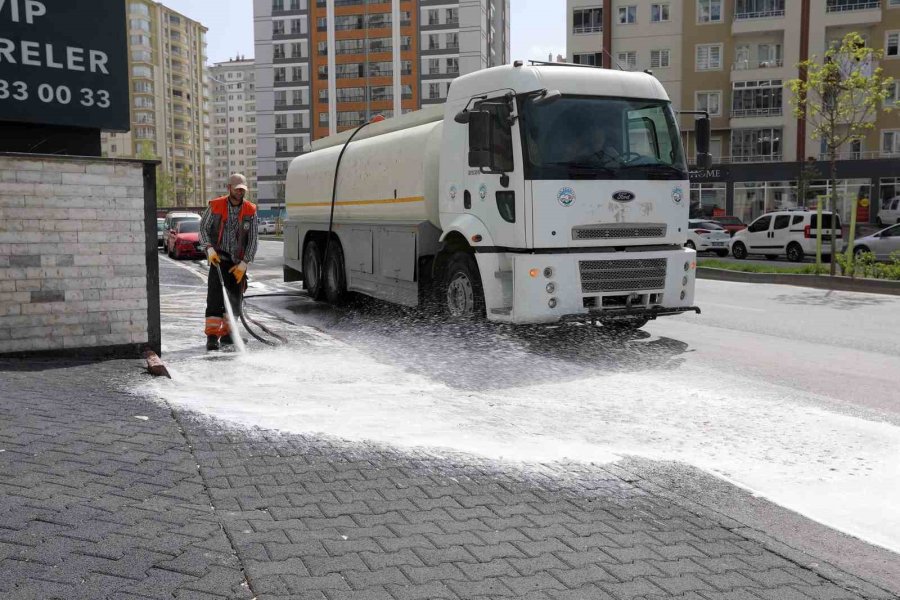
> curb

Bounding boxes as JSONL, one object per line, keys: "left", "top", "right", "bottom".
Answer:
{"left": 697, "top": 267, "right": 900, "bottom": 296}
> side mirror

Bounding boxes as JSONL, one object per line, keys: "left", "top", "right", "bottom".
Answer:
{"left": 695, "top": 116, "right": 712, "bottom": 169}
{"left": 467, "top": 110, "right": 492, "bottom": 169}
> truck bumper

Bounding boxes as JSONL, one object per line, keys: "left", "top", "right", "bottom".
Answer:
{"left": 478, "top": 247, "right": 699, "bottom": 325}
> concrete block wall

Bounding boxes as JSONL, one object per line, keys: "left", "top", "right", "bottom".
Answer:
{"left": 0, "top": 155, "right": 156, "bottom": 356}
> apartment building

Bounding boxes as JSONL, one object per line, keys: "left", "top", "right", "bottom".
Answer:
{"left": 253, "top": 0, "right": 510, "bottom": 215}
{"left": 210, "top": 58, "right": 258, "bottom": 201}
{"left": 102, "top": 0, "right": 211, "bottom": 207}
{"left": 566, "top": 0, "right": 900, "bottom": 225}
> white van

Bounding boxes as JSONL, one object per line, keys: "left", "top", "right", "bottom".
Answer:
{"left": 878, "top": 196, "right": 900, "bottom": 226}
{"left": 730, "top": 209, "right": 843, "bottom": 262}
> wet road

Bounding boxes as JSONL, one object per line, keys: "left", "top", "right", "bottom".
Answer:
{"left": 153, "top": 242, "right": 900, "bottom": 561}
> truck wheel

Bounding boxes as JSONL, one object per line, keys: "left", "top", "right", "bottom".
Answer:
{"left": 303, "top": 239, "right": 324, "bottom": 300}
{"left": 442, "top": 252, "right": 485, "bottom": 319}
{"left": 731, "top": 242, "right": 748, "bottom": 260}
{"left": 323, "top": 240, "right": 347, "bottom": 305}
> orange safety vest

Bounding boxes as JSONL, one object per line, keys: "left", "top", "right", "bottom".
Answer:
{"left": 207, "top": 196, "right": 257, "bottom": 262}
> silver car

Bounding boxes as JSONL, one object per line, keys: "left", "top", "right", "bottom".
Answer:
{"left": 854, "top": 223, "right": 900, "bottom": 260}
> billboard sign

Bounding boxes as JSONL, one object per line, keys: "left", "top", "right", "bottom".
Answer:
{"left": 0, "top": 0, "right": 129, "bottom": 131}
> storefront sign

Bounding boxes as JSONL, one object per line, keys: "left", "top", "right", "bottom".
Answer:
{"left": 0, "top": 0, "right": 128, "bottom": 130}
{"left": 689, "top": 168, "right": 730, "bottom": 182}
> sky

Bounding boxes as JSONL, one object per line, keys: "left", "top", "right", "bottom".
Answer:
{"left": 160, "top": 0, "right": 567, "bottom": 65}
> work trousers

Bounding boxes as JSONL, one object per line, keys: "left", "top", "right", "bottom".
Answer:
{"left": 204, "top": 258, "right": 245, "bottom": 337}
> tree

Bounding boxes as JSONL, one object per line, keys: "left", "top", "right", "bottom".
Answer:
{"left": 135, "top": 142, "right": 174, "bottom": 208}
{"left": 788, "top": 32, "right": 893, "bottom": 275}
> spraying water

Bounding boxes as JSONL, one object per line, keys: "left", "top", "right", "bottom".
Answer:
{"left": 216, "top": 264, "right": 247, "bottom": 354}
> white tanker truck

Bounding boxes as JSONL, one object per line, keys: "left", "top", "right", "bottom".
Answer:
{"left": 283, "top": 62, "right": 710, "bottom": 328}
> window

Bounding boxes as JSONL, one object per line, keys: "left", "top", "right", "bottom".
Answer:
{"left": 887, "top": 81, "right": 900, "bottom": 106}
{"left": 618, "top": 5, "right": 637, "bottom": 24}
{"left": 773, "top": 214, "right": 790, "bottom": 230}
{"left": 731, "top": 128, "right": 782, "bottom": 161}
{"left": 272, "top": 0, "right": 283, "bottom": 10}
{"left": 748, "top": 215, "right": 772, "bottom": 233}
{"left": 573, "top": 8, "right": 603, "bottom": 33}
{"left": 573, "top": 53, "right": 602, "bottom": 66}
{"left": 428, "top": 34, "right": 440, "bottom": 50}
{"left": 428, "top": 8, "right": 439, "bottom": 25}
{"left": 735, "top": 0, "right": 785, "bottom": 19}
{"left": 446, "top": 58, "right": 459, "bottom": 74}
{"left": 475, "top": 98, "right": 514, "bottom": 173}
{"left": 650, "top": 49, "right": 670, "bottom": 68}
{"left": 651, "top": 3, "right": 670, "bottom": 21}
{"left": 731, "top": 80, "right": 783, "bottom": 117}
{"left": 697, "top": 0, "right": 722, "bottom": 22}
{"left": 617, "top": 51, "right": 637, "bottom": 70}
{"left": 446, "top": 33, "right": 458, "bottom": 48}
{"left": 273, "top": 20, "right": 284, "bottom": 35}
{"left": 274, "top": 67, "right": 286, "bottom": 82}
{"left": 446, "top": 8, "right": 458, "bottom": 24}
{"left": 429, "top": 83, "right": 441, "bottom": 99}
{"left": 887, "top": 32, "right": 900, "bottom": 57}
{"left": 882, "top": 130, "right": 900, "bottom": 155}
{"left": 696, "top": 91, "right": 721, "bottom": 116}
{"left": 428, "top": 58, "right": 440, "bottom": 74}
{"left": 696, "top": 44, "right": 722, "bottom": 71}
{"left": 792, "top": 215, "right": 804, "bottom": 225}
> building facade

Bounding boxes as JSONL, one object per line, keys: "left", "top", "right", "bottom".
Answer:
{"left": 210, "top": 58, "right": 258, "bottom": 201}
{"left": 566, "top": 0, "right": 900, "bottom": 226}
{"left": 253, "top": 0, "right": 510, "bottom": 215}
{"left": 102, "top": 0, "right": 211, "bottom": 207}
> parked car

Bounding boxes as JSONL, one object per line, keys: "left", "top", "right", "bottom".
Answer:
{"left": 157, "top": 218, "right": 165, "bottom": 247}
{"left": 730, "top": 209, "right": 843, "bottom": 262}
{"left": 686, "top": 219, "right": 731, "bottom": 257}
{"left": 258, "top": 219, "right": 276, "bottom": 234}
{"left": 710, "top": 215, "right": 747, "bottom": 237}
{"left": 166, "top": 220, "right": 204, "bottom": 260}
{"left": 878, "top": 196, "right": 900, "bottom": 226}
{"left": 163, "top": 212, "right": 201, "bottom": 249}
{"left": 854, "top": 223, "right": 900, "bottom": 260}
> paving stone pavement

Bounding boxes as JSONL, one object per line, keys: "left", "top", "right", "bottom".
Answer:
{"left": 0, "top": 358, "right": 896, "bottom": 600}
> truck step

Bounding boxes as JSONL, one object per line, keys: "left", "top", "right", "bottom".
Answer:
{"left": 491, "top": 307, "right": 512, "bottom": 316}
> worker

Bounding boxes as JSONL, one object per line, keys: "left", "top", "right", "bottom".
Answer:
{"left": 199, "top": 173, "right": 258, "bottom": 351}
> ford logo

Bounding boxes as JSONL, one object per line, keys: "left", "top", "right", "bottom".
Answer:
{"left": 612, "top": 190, "right": 636, "bottom": 203}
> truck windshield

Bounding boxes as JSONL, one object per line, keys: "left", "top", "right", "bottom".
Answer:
{"left": 519, "top": 95, "right": 687, "bottom": 181}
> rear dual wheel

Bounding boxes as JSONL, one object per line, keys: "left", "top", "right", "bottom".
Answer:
{"left": 303, "top": 238, "right": 347, "bottom": 304}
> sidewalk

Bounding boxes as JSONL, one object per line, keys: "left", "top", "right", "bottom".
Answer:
{"left": 0, "top": 273, "right": 897, "bottom": 599}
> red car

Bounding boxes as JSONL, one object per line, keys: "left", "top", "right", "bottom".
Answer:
{"left": 711, "top": 215, "right": 747, "bottom": 237}
{"left": 166, "top": 220, "right": 205, "bottom": 260}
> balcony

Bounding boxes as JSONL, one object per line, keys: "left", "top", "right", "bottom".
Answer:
{"left": 731, "top": 107, "right": 783, "bottom": 118}
{"left": 824, "top": 0, "right": 882, "bottom": 24}
{"left": 733, "top": 58, "right": 783, "bottom": 71}
{"left": 573, "top": 25, "right": 602, "bottom": 34}
{"left": 734, "top": 8, "right": 784, "bottom": 20}
{"left": 826, "top": 0, "right": 880, "bottom": 11}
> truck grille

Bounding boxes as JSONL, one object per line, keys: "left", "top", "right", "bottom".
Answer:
{"left": 572, "top": 223, "right": 667, "bottom": 241}
{"left": 579, "top": 258, "right": 667, "bottom": 293}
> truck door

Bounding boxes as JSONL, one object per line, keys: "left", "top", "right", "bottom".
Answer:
{"left": 465, "top": 95, "right": 527, "bottom": 249}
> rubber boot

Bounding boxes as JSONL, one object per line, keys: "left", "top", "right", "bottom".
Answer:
{"left": 206, "top": 335, "right": 220, "bottom": 351}
{"left": 220, "top": 334, "right": 233, "bottom": 346}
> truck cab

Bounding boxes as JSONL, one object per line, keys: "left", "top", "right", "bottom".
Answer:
{"left": 436, "top": 63, "right": 699, "bottom": 324}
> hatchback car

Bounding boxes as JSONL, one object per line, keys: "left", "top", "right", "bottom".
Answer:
{"left": 878, "top": 196, "right": 900, "bottom": 226}
{"left": 686, "top": 219, "right": 731, "bottom": 257}
{"left": 710, "top": 215, "right": 747, "bottom": 237}
{"left": 854, "top": 223, "right": 900, "bottom": 260}
{"left": 166, "top": 220, "right": 204, "bottom": 260}
{"left": 163, "top": 212, "right": 201, "bottom": 249}
{"left": 258, "top": 219, "right": 276, "bottom": 234}
{"left": 731, "top": 209, "right": 843, "bottom": 262}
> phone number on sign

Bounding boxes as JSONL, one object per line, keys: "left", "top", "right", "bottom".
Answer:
{"left": 0, "top": 80, "right": 111, "bottom": 108}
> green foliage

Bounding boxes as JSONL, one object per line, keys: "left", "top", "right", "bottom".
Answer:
{"left": 787, "top": 32, "right": 893, "bottom": 152}
{"left": 699, "top": 260, "right": 825, "bottom": 275}
{"left": 839, "top": 251, "right": 900, "bottom": 281}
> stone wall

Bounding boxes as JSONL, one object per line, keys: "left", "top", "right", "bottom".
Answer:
{"left": 0, "top": 154, "right": 159, "bottom": 356}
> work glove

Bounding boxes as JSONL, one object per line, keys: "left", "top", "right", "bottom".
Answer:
{"left": 229, "top": 261, "right": 248, "bottom": 284}
{"left": 206, "top": 247, "right": 220, "bottom": 266}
